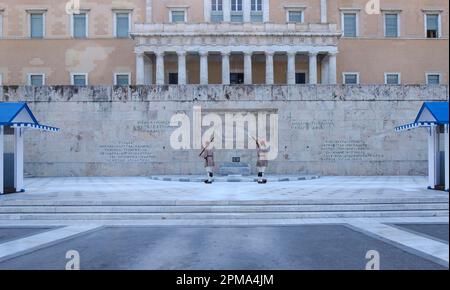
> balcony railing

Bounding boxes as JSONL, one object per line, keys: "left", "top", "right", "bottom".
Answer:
{"left": 132, "top": 22, "right": 340, "bottom": 37}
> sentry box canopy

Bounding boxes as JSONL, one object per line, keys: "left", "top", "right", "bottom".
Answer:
{"left": 0, "top": 102, "right": 59, "bottom": 194}
{"left": 395, "top": 102, "right": 449, "bottom": 192}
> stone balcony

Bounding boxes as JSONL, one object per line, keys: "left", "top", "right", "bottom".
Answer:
{"left": 132, "top": 22, "right": 341, "bottom": 37}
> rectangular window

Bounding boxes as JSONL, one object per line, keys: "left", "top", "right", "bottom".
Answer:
{"left": 251, "top": 0, "right": 263, "bottom": 22}
{"left": 115, "top": 74, "right": 130, "bottom": 86}
{"left": 115, "top": 13, "right": 129, "bottom": 38}
{"left": 426, "top": 14, "right": 440, "bottom": 38}
{"left": 71, "top": 74, "right": 87, "bottom": 86}
{"left": 385, "top": 73, "right": 400, "bottom": 85}
{"left": 288, "top": 10, "right": 303, "bottom": 23}
{"left": 168, "top": 73, "right": 178, "bottom": 85}
{"left": 343, "top": 13, "right": 357, "bottom": 37}
{"left": 230, "top": 73, "right": 244, "bottom": 84}
{"left": 295, "top": 73, "right": 306, "bottom": 84}
{"left": 29, "top": 74, "right": 44, "bottom": 86}
{"left": 211, "top": 0, "right": 223, "bottom": 22}
{"left": 30, "top": 13, "right": 44, "bottom": 38}
{"left": 427, "top": 74, "right": 441, "bottom": 85}
{"left": 73, "top": 13, "right": 87, "bottom": 38}
{"left": 231, "top": 0, "right": 243, "bottom": 22}
{"left": 171, "top": 10, "right": 186, "bottom": 23}
{"left": 384, "top": 13, "right": 399, "bottom": 37}
{"left": 343, "top": 73, "right": 359, "bottom": 85}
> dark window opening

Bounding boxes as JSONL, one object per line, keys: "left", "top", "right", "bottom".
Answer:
{"left": 295, "top": 73, "right": 306, "bottom": 84}
{"left": 168, "top": 73, "right": 178, "bottom": 85}
{"left": 230, "top": 73, "right": 244, "bottom": 84}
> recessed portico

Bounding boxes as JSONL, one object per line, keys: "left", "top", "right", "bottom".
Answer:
{"left": 132, "top": 23, "right": 340, "bottom": 85}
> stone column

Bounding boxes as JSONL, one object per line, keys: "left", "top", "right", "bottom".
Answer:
{"left": 328, "top": 52, "right": 337, "bottom": 84}
{"left": 320, "top": 0, "right": 327, "bottom": 23}
{"left": 287, "top": 52, "right": 296, "bottom": 85}
{"left": 155, "top": 51, "right": 165, "bottom": 85}
{"left": 243, "top": 0, "right": 251, "bottom": 22}
{"left": 309, "top": 52, "right": 318, "bottom": 84}
{"left": 244, "top": 51, "right": 253, "bottom": 84}
{"left": 178, "top": 51, "right": 187, "bottom": 85}
{"left": 221, "top": 51, "right": 230, "bottom": 85}
{"left": 223, "top": 0, "right": 231, "bottom": 22}
{"left": 14, "top": 128, "right": 24, "bottom": 192}
{"left": 200, "top": 51, "right": 209, "bottom": 85}
{"left": 321, "top": 55, "right": 329, "bottom": 84}
{"left": 136, "top": 52, "right": 145, "bottom": 85}
{"left": 265, "top": 51, "right": 274, "bottom": 85}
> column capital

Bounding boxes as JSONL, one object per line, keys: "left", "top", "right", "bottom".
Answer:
{"left": 155, "top": 51, "right": 165, "bottom": 57}
{"left": 287, "top": 51, "right": 297, "bottom": 57}
{"left": 265, "top": 51, "right": 275, "bottom": 57}
{"left": 199, "top": 51, "right": 209, "bottom": 57}
{"left": 136, "top": 52, "right": 145, "bottom": 57}
{"left": 308, "top": 52, "right": 319, "bottom": 57}
{"left": 221, "top": 51, "right": 231, "bottom": 56}
{"left": 243, "top": 51, "right": 253, "bottom": 56}
{"left": 328, "top": 51, "right": 338, "bottom": 56}
{"left": 177, "top": 51, "right": 187, "bottom": 57}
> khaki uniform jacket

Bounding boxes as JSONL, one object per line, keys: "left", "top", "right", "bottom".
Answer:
{"left": 201, "top": 148, "right": 215, "bottom": 167}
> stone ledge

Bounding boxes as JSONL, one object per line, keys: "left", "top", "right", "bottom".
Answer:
{"left": 149, "top": 175, "right": 320, "bottom": 182}
{"left": 1, "top": 85, "right": 447, "bottom": 102}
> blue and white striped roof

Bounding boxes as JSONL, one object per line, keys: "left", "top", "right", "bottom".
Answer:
{"left": 395, "top": 102, "right": 449, "bottom": 132}
{"left": 395, "top": 122, "right": 434, "bottom": 132}
{"left": 0, "top": 102, "right": 59, "bottom": 132}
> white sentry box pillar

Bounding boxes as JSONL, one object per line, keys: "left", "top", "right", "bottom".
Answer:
{"left": 427, "top": 124, "right": 439, "bottom": 189}
{"left": 445, "top": 124, "right": 449, "bottom": 192}
{"left": 14, "top": 127, "right": 24, "bottom": 192}
{"left": 0, "top": 126, "right": 4, "bottom": 194}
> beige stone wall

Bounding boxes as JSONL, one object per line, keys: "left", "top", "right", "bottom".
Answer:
{"left": 0, "top": 85, "right": 447, "bottom": 176}
{"left": 0, "top": 0, "right": 448, "bottom": 85}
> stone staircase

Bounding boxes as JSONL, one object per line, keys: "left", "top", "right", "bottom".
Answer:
{"left": 0, "top": 197, "right": 448, "bottom": 220}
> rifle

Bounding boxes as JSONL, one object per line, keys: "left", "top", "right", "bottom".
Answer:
{"left": 249, "top": 135, "right": 260, "bottom": 149}
{"left": 198, "top": 135, "right": 215, "bottom": 157}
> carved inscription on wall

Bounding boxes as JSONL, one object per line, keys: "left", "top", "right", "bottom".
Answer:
{"left": 133, "top": 120, "right": 171, "bottom": 135}
{"left": 320, "top": 140, "right": 384, "bottom": 161}
{"left": 290, "top": 119, "right": 335, "bottom": 130}
{"left": 282, "top": 113, "right": 335, "bottom": 130}
{"left": 99, "top": 142, "right": 154, "bottom": 163}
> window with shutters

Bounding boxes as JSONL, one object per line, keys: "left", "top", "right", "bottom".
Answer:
{"left": 426, "top": 14, "right": 440, "bottom": 38}
{"left": 72, "top": 13, "right": 88, "bottom": 38}
{"left": 343, "top": 73, "right": 359, "bottom": 85}
{"left": 385, "top": 73, "right": 401, "bottom": 85}
{"left": 114, "top": 12, "right": 130, "bottom": 38}
{"left": 342, "top": 12, "right": 357, "bottom": 37}
{"left": 211, "top": 0, "right": 223, "bottom": 22}
{"left": 231, "top": 0, "right": 243, "bottom": 22}
{"left": 29, "top": 12, "right": 44, "bottom": 38}
{"left": 384, "top": 13, "right": 399, "bottom": 37}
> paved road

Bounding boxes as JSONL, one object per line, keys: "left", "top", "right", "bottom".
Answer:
{"left": 0, "top": 224, "right": 447, "bottom": 270}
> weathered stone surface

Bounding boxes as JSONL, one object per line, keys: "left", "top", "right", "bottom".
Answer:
{"left": 1, "top": 85, "right": 447, "bottom": 176}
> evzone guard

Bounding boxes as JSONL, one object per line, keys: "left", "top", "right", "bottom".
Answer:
{"left": 254, "top": 137, "right": 269, "bottom": 184}
{"left": 199, "top": 135, "right": 215, "bottom": 184}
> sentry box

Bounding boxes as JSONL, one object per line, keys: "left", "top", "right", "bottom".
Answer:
{"left": 0, "top": 103, "right": 59, "bottom": 194}
{"left": 395, "top": 102, "right": 449, "bottom": 192}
